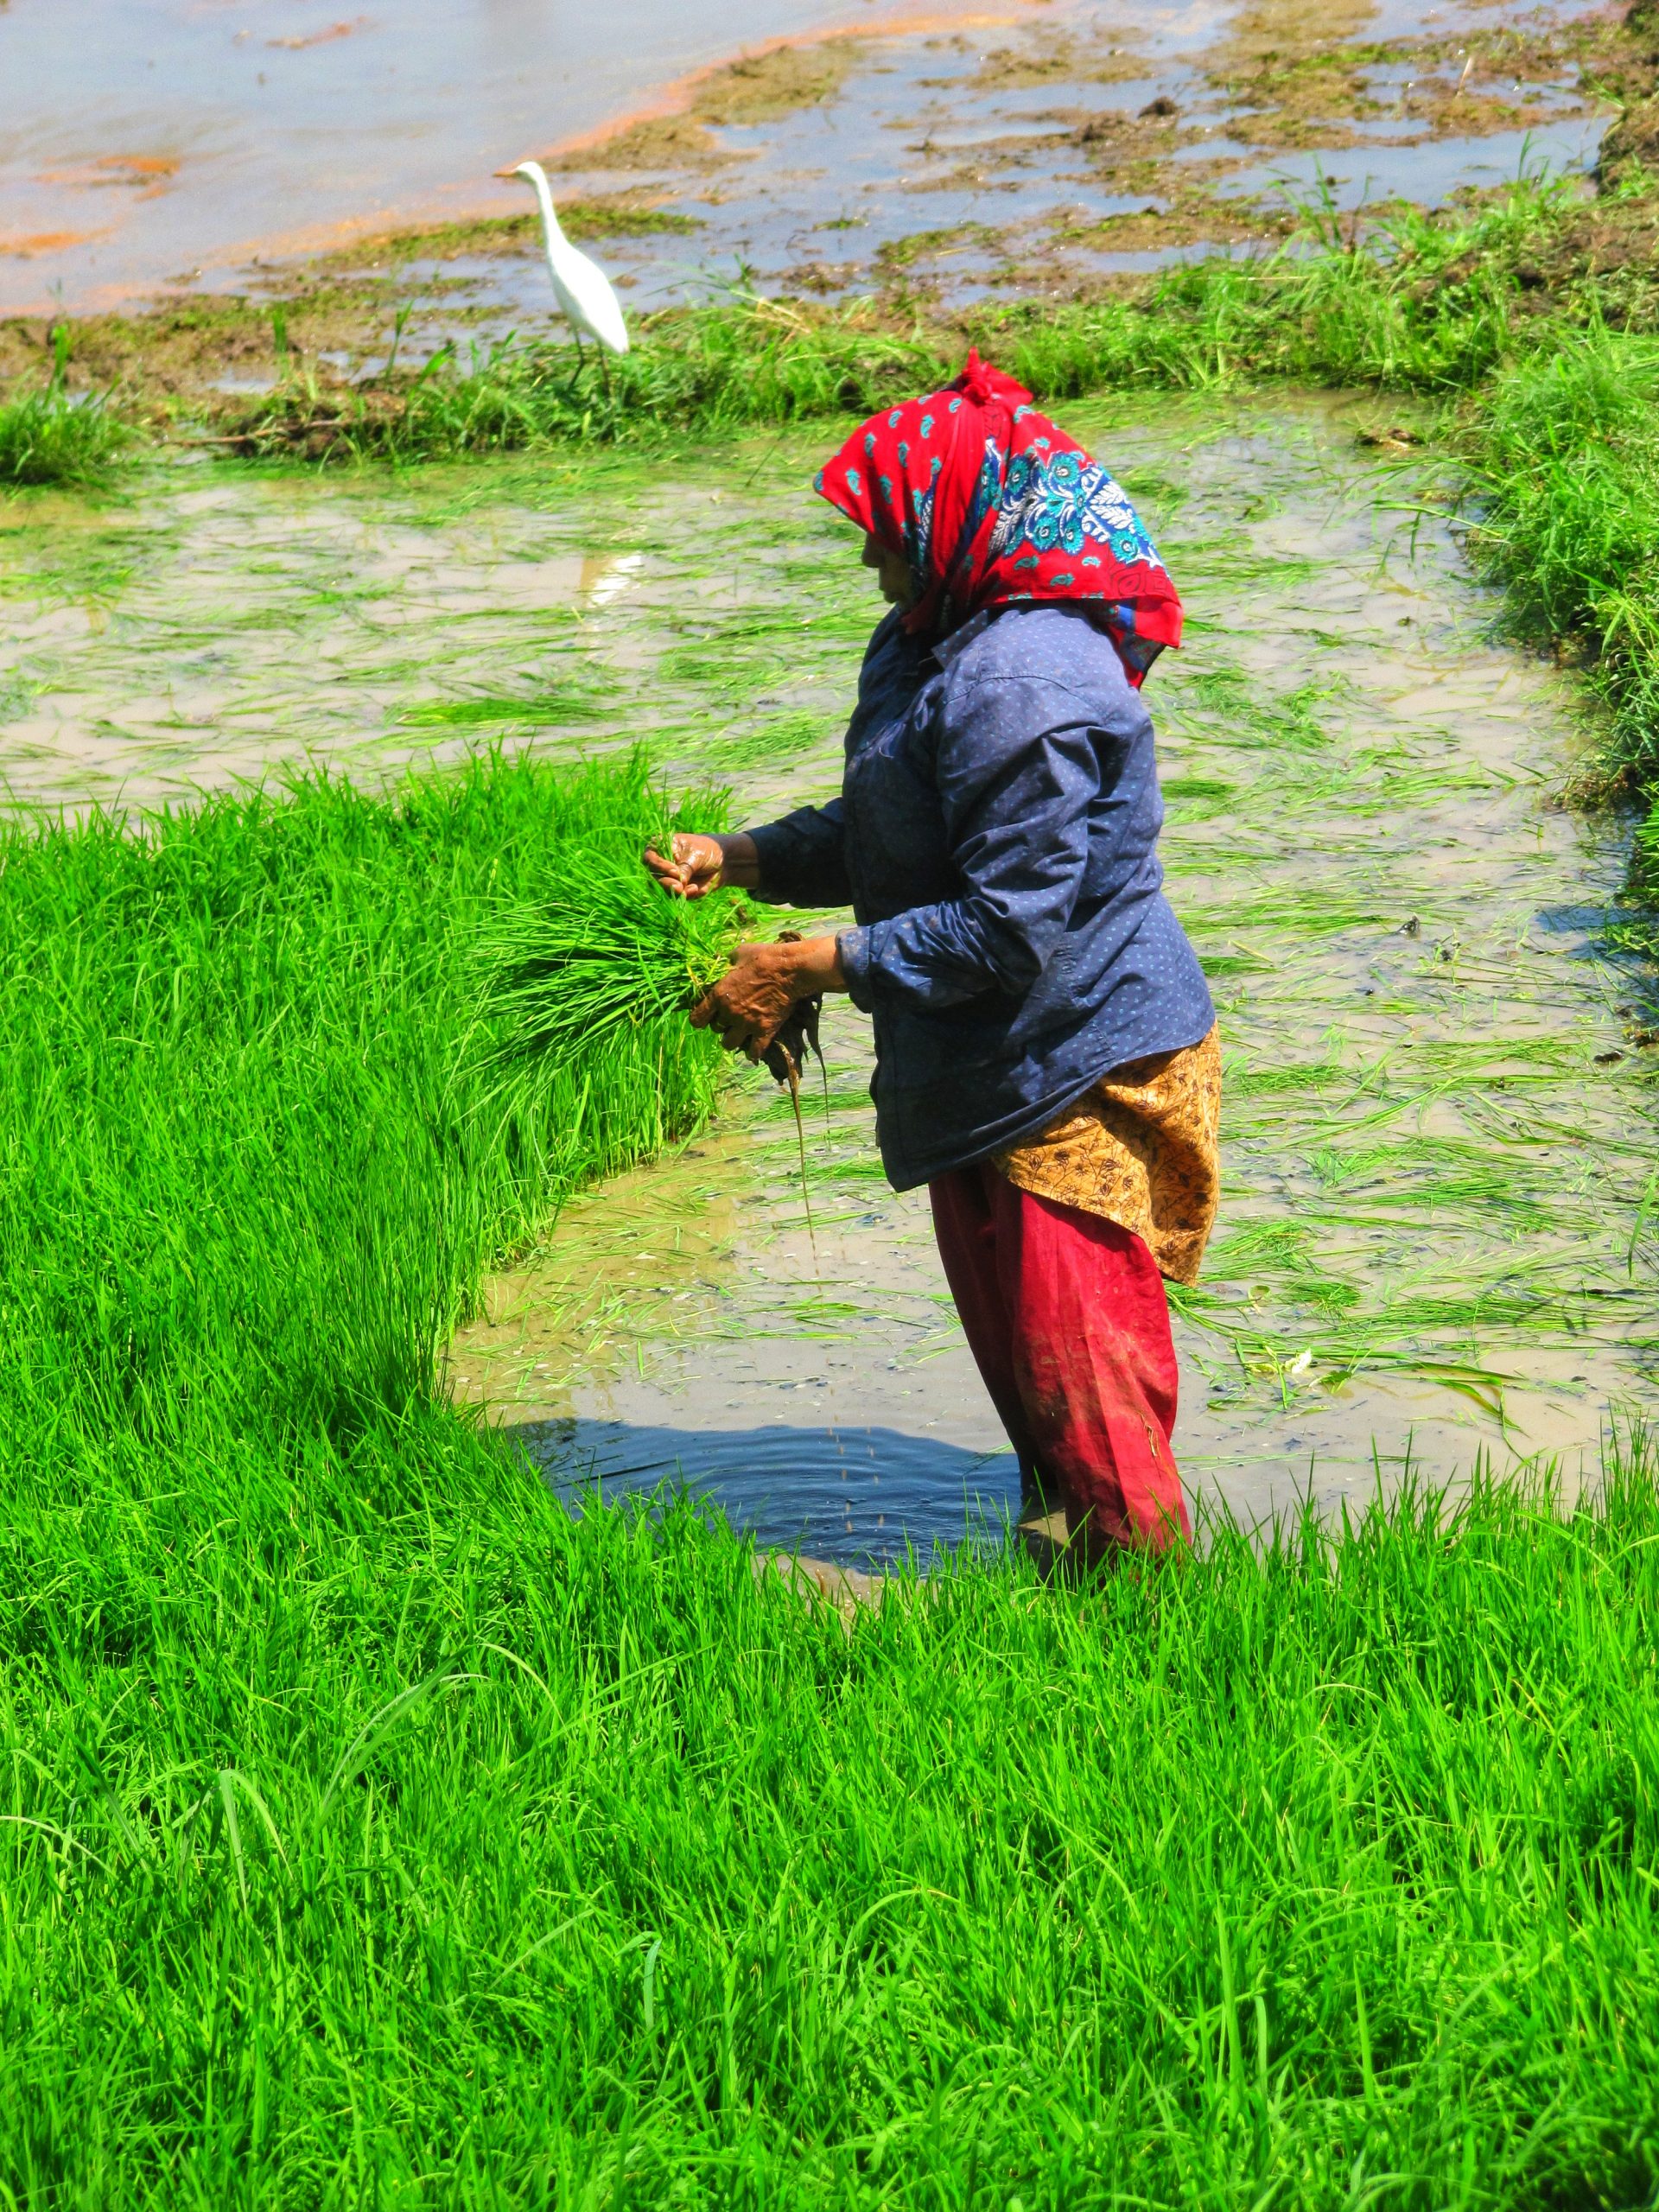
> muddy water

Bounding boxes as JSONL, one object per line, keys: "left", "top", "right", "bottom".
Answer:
{"left": 0, "top": 0, "right": 1036, "bottom": 315}
{"left": 442, "top": 396, "right": 1658, "bottom": 1560}
{"left": 532, "top": 0, "right": 1611, "bottom": 316}
{"left": 4, "top": 397, "right": 1655, "bottom": 1561}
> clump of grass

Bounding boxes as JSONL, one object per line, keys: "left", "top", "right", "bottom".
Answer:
{"left": 4, "top": 1402, "right": 1659, "bottom": 2203}
{"left": 0, "top": 747, "right": 721, "bottom": 1436}
{"left": 1460, "top": 323, "right": 1659, "bottom": 797}
{"left": 0, "top": 324, "right": 129, "bottom": 487}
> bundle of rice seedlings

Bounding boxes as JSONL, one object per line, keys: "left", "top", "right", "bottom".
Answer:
{"left": 481, "top": 831, "right": 745, "bottom": 1068}
{"left": 477, "top": 797, "right": 832, "bottom": 1242}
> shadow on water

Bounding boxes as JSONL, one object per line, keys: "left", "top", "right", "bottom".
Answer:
{"left": 513, "top": 1414, "right": 1021, "bottom": 1570}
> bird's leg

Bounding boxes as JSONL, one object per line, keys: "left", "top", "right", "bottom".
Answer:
{"left": 598, "top": 349, "right": 613, "bottom": 409}
{"left": 566, "top": 326, "right": 587, "bottom": 400}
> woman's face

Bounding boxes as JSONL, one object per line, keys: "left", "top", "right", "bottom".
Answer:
{"left": 861, "top": 532, "right": 915, "bottom": 610}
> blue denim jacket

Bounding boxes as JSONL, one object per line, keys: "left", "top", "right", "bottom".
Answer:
{"left": 748, "top": 601, "right": 1213, "bottom": 1191}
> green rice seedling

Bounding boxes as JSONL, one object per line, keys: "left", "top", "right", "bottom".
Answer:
{"left": 4, "top": 1403, "right": 1659, "bottom": 2206}
{"left": 0, "top": 746, "right": 724, "bottom": 1438}
{"left": 481, "top": 811, "right": 745, "bottom": 1069}
{"left": 1459, "top": 324, "right": 1659, "bottom": 804}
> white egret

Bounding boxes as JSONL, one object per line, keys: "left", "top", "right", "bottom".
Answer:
{"left": 508, "top": 160, "right": 631, "bottom": 359}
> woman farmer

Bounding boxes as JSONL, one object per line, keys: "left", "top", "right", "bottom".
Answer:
{"left": 645, "top": 353, "right": 1218, "bottom": 1560}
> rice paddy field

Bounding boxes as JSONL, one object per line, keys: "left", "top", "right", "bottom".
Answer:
{"left": 2, "top": 382, "right": 1659, "bottom": 2203}
{"left": 10, "top": 397, "right": 1656, "bottom": 1529}
{"left": 442, "top": 396, "right": 1659, "bottom": 1544}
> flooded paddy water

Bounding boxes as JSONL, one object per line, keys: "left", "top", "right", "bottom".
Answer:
{"left": 4, "top": 392, "right": 1656, "bottom": 1561}
{"left": 0, "top": 0, "right": 1010, "bottom": 314}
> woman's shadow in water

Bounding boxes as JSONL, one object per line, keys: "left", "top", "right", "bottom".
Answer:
{"left": 506, "top": 1413, "right": 1022, "bottom": 1568}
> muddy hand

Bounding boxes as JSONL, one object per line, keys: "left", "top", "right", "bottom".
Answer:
{"left": 643, "top": 830, "right": 761, "bottom": 899}
{"left": 643, "top": 831, "right": 726, "bottom": 900}
{"left": 690, "top": 940, "right": 807, "bottom": 1058}
{"left": 761, "top": 931, "right": 825, "bottom": 1090}
{"left": 690, "top": 934, "right": 845, "bottom": 1059}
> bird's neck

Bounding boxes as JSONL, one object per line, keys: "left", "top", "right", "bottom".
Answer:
{"left": 530, "top": 174, "right": 566, "bottom": 250}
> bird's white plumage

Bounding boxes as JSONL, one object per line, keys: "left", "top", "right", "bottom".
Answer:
{"left": 512, "top": 161, "right": 630, "bottom": 356}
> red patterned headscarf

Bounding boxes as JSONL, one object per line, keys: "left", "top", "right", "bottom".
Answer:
{"left": 813, "top": 350, "right": 1182, "bottom": 684}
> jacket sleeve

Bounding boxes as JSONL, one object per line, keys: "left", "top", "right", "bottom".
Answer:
{"left": 747, "top": 799, "right": 853, "bottom": 910}
{"left": 836, "top": 675, "right": 1119, "bottom": 1011}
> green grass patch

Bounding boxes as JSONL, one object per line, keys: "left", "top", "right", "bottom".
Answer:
{"left": 0, "top": 365, "right": 129, "bottom": 489}
{"left": 1463, "top": 324, "right": 1659, "bottom": 789}
{"left": 0, "top": 322, "right": 129, "bottom": 488}
{"left": 1451, "top": 319, "right": 1659, "bottom": 936}
{"left": 0, "top": 747, "right": 724, "bottom": 1441}
{"left": 6, "top": 1391, "right": 1659, "bottom": 2202}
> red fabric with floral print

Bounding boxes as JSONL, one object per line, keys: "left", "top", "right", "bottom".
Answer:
{"left": 813, "top": 349, "right": 1183, "bottom": 684}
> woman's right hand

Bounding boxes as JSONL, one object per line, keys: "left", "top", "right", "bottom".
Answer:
{"left": 643, "top": 830, "right": 760, "bottom": 899}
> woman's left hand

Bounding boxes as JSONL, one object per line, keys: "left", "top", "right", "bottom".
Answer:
{"left": 691, "top": 936, "right": 845, "bottom": 1058}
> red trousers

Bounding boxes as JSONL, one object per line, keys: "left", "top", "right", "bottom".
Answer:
{"left": 929, "top": 1161, "right": 1190, "bottom": 1554}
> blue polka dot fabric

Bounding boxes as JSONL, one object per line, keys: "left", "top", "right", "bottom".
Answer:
{"left": 746, "top": 603, "right": 1214, "bottom": 1192}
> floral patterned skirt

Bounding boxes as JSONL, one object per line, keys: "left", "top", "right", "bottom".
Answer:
{"left": 990, "top": 1025, "right": 1222, "bottom": 1287}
